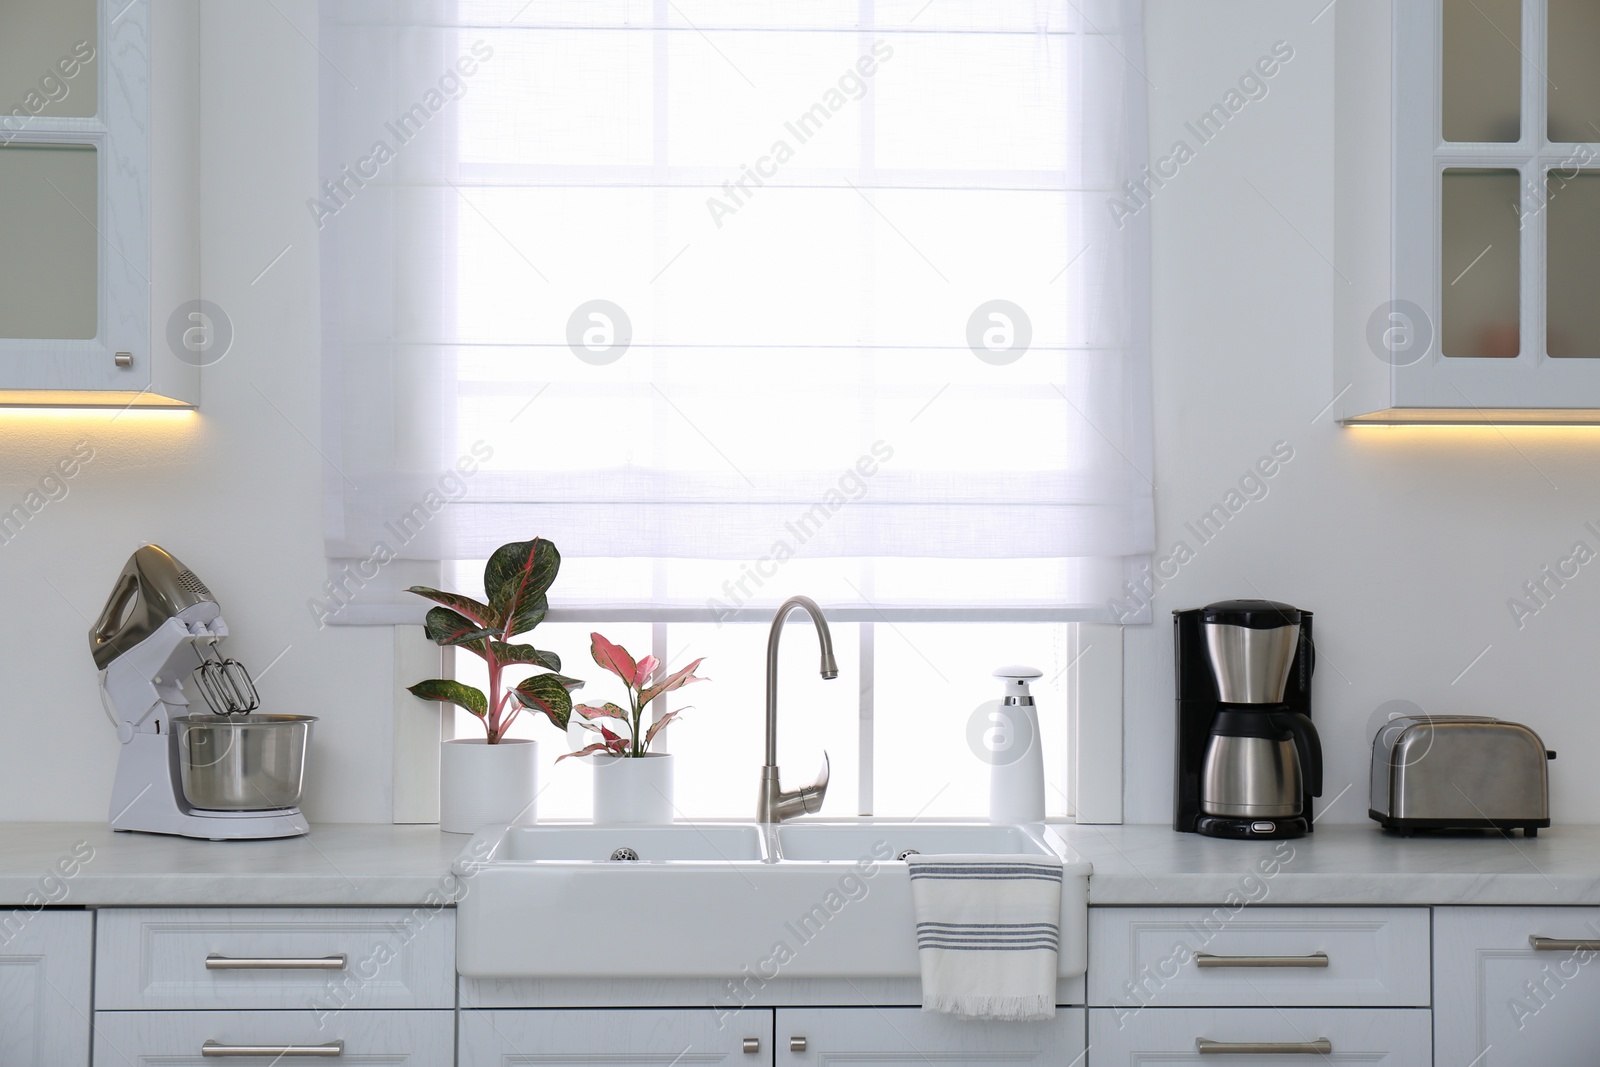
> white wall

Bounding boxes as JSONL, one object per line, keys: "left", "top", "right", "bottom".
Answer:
{"left": 1127, "top": 0, "right": 1600, "bottom": 825}
{"left": 0, "top": 1, "right": 393, "bottom": 823}
{"left": 3, "top": 0, "right": 1592, "bottom": 828}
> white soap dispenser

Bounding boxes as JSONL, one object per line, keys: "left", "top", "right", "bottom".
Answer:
{"left": 987, "top": 665, "right": 1046, "bottom": 823}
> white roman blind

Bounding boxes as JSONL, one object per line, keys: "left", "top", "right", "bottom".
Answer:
{"left": 318, "top": 0, "right": 1152, "bottom": 623}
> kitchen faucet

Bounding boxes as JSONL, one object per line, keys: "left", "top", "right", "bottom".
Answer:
{"left": 758, "top": 595, "right": 838, "bottom": 823}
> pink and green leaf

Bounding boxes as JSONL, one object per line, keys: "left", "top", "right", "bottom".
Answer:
{"left": 638, "top": 657, "right": 707, "bottom": 706}
{"left": 423, "top": 607, "right": 495, "bottom": 653}
{"left": 406, "top": 586, "right": 494, "bottom": 628}
{"left": 632, "top": 655, "right": 660, "bottom": 689}
{"left": 488, "top": 642, "right": 561, "bottom": 671}
{"left": 406, "top": 679, "right": 487, "bottom": 718}
{"left": 485, "top": 539, "right": 560, "bottom": 637}
{"left": 642, "top": 710, "right": 680, "bottom": 749}
{"left": 574, "top": 702, "right": 630, "bottom": 723}
{"left": 510, "top": 673, "right": 583, "bottom": 730}
{"left": 558, "top": 737, "right": 628, "bottom": 762}
{"left": 589, "top": 632, "right": 637, "bottom": 684}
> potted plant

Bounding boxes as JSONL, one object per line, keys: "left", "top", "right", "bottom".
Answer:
{"left": 406, "top": 537, "right": 583, "bottom": 833}
{"left": 563, "top": 633, "right": 706, "bottom": 824}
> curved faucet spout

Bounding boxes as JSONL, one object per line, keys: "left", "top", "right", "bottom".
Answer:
{"left": 760, "top": 595, "right": 838, "bottom": 821}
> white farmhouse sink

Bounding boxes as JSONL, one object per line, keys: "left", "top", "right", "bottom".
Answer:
{"left": 454, "top": 822, "right": 1090, "bottom": 981}
{"left": 492, "top": 824, "right": 765, "bottom": 862}
{"left": 774, "top": 822, "right": 1050, "bottom": 861}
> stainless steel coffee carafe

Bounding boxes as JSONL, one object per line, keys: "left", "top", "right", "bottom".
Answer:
{"left": 1173, "top": 598, "right": 1321, "bottom": 840}
{"left": 1200, "top": 612, "right": 1308, "bottom": 818}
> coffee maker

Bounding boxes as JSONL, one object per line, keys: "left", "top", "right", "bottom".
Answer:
{"left": 1174, "top": 599, "right": 1320, "bottom": 839}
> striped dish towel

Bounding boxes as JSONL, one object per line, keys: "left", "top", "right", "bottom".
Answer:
{"left": 906, "top": 854, "right": 1064, "bottom": 1021}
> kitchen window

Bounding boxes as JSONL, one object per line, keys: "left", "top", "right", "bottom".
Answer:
{"left": 318, "top": 1, "right": 1148, "bottom": 821}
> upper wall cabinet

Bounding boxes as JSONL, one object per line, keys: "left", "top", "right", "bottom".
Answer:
{"left": 1340, "top": 1, "right": 1600, "bottom": 424}
{"left": 0, "top": 0, "right": 199, "bottom": 407}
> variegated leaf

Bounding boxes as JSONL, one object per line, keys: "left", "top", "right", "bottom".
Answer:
{"left": 589, "top": 632, "right": 637, "bottom": 684}
{"left": 638, "top": 657, "right": 707, "bottom": 706}
{"left": 406, "top": 679, "right": 487, "bottom": 718}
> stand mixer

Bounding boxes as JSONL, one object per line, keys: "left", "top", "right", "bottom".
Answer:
{"left": 90, "top": 545, "right": 315, "bottom": 840}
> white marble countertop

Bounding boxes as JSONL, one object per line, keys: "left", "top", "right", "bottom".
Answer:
{"left": 0, "top": 821, "right": 1597, "bottom": 907}
{"left": 0, "top": 823, "right": 465, "bottom": 906}
{"left": 1056, "top": 823, "right": 1600, "bottom": 906}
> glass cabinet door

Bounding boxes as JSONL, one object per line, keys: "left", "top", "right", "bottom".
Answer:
{"left": 0, "top": 0, "right": 194, "bottom": 407}
{"left": 1381, "top": 1, "right": 1600, "bottom": 414}
{"left": 0, "top": 0, "right": 101, "bottom": 342}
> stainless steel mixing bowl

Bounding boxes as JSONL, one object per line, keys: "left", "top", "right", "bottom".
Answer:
{"left": 171, "top": 714, "right": 316, "bottom": 811}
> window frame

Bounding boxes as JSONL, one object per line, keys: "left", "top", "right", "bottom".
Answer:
{"left": 1391, "top": 0, "right": 1600, "bottom": 410}
{"left": 390, "top": 611, "right": 1124, "bottom": 825}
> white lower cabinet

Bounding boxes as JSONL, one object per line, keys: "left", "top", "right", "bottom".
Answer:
{"left": 459, "top": 1007, "right": 1088, "bottom": 1067}
{"left": 459, "top": 1008, "right": 771, "bottom": 1066}
{"left": 777, "top": 1007, "right": 1085, "bottom": 1066}
{"left": 0, "top": 911, "right": 93, "bottom": 1066}
{"left": 1434, "top": 906, "right": 1600, "bottom": 1067}
{"left": 90, "top": 1009, "right": 454, "bottom": 1065}
{"left": 1089, "top": 1007, "right": 1431, "bottom": 1064}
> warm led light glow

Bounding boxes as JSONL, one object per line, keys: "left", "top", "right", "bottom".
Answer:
{"left": 1340, "top": 408, "right": 1600, "bottom": 426}
{"left": 0, "top": 390, "right": 194, "bottom": 410}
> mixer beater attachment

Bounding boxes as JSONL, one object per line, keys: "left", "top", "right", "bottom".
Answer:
{"left": 192, "top": 644, "right": 260, "bottom": 716}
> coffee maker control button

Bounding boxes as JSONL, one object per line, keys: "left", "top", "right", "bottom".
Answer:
{"left": 1250, "top": 821, "right": 1277, "bottom": 834}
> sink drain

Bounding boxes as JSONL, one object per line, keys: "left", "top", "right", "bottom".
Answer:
{"left": 610, "top": 847, "right": 640, "bottom": 862}
{"left": 896, "top": 849, "right": 920, "bottom": 861}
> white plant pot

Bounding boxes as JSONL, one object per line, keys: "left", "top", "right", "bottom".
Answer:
{"left": 439, "top": 738, "right": 538, "bottom": 835}
{"left": 592, "top": 752, "right": 675, "bottom": 824}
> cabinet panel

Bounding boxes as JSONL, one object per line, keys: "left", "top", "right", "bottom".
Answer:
{"left": 1089, "top": 907, "right": 1430, "bottom": 1007}
{"left": 0, "top": 911, "right": 92, "bottom": 1066}
{"left": 90, "top": 1009, "right": 452, "bottom": 1066}
{"left": 95, "top": 907, "right": 454, "bottom": 1011}
{"left": 1089, "top": 1007, "right": 1431, "bottom": 1065}
{"left": 1435, "top": 905, "right": 1600, "bottom": 1066}
{"left": 777, "top": 1007, "right": 1085, "bottom": 1066}
{"left": 459, "top": 1008, "right": 770, "bottom": 1067}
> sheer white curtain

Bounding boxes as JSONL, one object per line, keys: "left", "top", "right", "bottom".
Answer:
{"left": 318, "top": 0, "right": 1152, "bottom": 624}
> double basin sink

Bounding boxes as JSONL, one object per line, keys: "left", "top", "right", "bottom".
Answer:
{"left": 454, "top": 822, "right": 1090, "bottom": 980}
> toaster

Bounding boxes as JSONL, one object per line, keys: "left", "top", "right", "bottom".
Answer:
{"left": 1369, "top": 715, "right": 1555, "bottom": 837}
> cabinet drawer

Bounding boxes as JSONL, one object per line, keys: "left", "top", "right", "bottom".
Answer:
{"left": 461, "top": 1008, "right": 768, "bottom": 1066}
{"left": 1089, "top": 1007, "right": 1431, "bottom": 1064}
{"left": 1435, "top": 905, "right": 1600, "bottom": 1066}
{"left": 95, "top": 907, "right": 454, "bottom": 1010}
{"left": 91, "top": 1009, "right": 453, "bottom": 1065}
{"left": 1089, "top": 907, "right": 1429, "bottom": 1007}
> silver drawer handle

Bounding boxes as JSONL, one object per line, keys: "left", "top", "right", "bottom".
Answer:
{"left": 205, "top": 954, "right": 348, "bottom": 971}
{"left": 1194, "top": 952, "right": 1329, "bottom": 969}
{"left": 1530, "top": 937, "right": 1600, "bottom": 951}
{"left": 1197, "top": 1038, "right": 1333, "bottom": 1055}
{"left": 201, "top": 1040, "right": 344, "bottom": 1057}
{"left": 743, "top": 1038, "right": 761, "bottom": 1054}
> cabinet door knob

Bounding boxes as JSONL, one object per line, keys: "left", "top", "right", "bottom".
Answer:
{"left": 743, "top": 1038, "right": 761, "bottom": 1055}
{"left": 790, "top": 1037, "right": 808, "bottom": 1052}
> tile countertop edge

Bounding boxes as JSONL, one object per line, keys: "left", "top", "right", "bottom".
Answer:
{"left": 0, "top": 822, "right": 1595, "bottom": 907}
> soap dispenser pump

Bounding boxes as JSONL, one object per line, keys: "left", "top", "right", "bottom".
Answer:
{"left": 987, "top": 665, "right": 1046, "bottom": 823}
